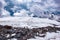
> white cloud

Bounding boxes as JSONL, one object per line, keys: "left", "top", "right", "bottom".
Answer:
{"left": 32, "top": 0, "right": 42, "bottom": 2}
{"left": 0, "top": 0, "right": 59, "bottom": 17}
{"left": 6, "top": 0, "right": 58, "bottom": 12}
{"left": 1, "top": 9, "right": 10, "bottom": 16}
{"left": 30, "top": 4, "right": 44, "bottom": 17}
{"left": 0, "top": 0, "right": 7, "bottom": 6}
{"left": 23, "top": 0, "right": 32, "bottom": 3}
{"left": 30, "top": 0, "right": 58, "bottom": 12}
{"left": 0, "top": 0, "right": 10, "bottom": 17}
{"left": 29, "top": 0, "right": 58, "bottom": 17}
{"left": 13, "top": 0, "right": 32, "bottom": 5}
{"left": 44, "top": 0, "right": 58, "bottom": 7}
{"left": 15, "top": 0, "right": 23, "bottom": 3}
{"left": 14, "top": 9, "right": 29, "bottom": 17}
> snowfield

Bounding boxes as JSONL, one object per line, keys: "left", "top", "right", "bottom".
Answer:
{"left": 27, "top": 32, "right": 60, "bottom": 40}
{"left": 0, "top": 17, "right": 60, "bottom": 40}
{"left": 0, "top": 17, "right": 60, "bottom": 28}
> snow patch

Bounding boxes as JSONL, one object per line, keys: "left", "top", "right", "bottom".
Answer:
{"left": 0, "top": 17, "right": 60, "bottom": 29}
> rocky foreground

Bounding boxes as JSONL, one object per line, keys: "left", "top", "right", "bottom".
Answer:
{"left": 0, "top": 25, "right": 60, "bottom": 40}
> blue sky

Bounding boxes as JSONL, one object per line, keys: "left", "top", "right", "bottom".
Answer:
{"left": 0, "top": 0, "right": 60, "bottom": 17}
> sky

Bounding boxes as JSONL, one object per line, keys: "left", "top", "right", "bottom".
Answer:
{"left": 54, "top": 0, "right": 60, "bottom": 10}
{"left": 55, "top": 0, "right": 60, "bottom": 4}
{"left": 0, "top": 0, "right": 60, "bottom": 17}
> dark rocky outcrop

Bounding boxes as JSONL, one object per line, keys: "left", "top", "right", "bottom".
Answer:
{"left": 0, "top": 25, "right": 60, "bottom": 40}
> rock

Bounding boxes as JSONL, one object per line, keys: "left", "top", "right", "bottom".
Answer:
{"left": 4, "top": 25, "right": 12, "bottom": 29}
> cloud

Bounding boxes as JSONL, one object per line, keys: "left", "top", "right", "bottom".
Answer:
{"left": 32, "top": 0, "right": 58, "bottom": 11}
{"left": 29, "top": 0, "right": 58, "bottom": 17}
{"left": 0, "top": 0, "right": 59, "bottom": 17}
{"left": 14, "top": 9, "right": 29, "bottom": 17}
{"left": 1, "top": 9, "right": 10, "bottom": 16}
{"left": 0, "top": 0, "right": 7, "bottom": 6}
{"left": 32, "top": 0, "right": 41, "bottom": 2}
{"left": 54, "top": 0, "right": 60, "bottom": 10}
{"left": 0, "top": 0, "right": 10, "bottom": 17}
